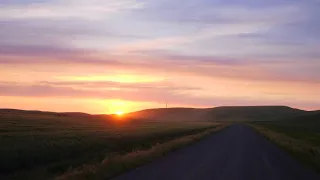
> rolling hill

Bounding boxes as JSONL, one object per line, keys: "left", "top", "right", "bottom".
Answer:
{"left": 0, "top": 106, "right": 314, "bottom": 122}
{"left": 0, "top": 108, "right": 92, "bottom": 117}
{"left": 125, "top": 108, "right": 211, "bottom": 122}
{"left": 126, "top": 106, "right": 308, "bottom": 122}
{"left": 206, "top": 106, "right": 306, "bottom": 121}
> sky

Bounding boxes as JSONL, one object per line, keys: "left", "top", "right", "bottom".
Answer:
{"left": 0, "top": 0, "right": 319, "bottom": 114}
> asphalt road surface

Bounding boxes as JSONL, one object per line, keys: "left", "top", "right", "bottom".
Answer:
{"left": 114, "top": 124, "right": 319, "bottom": 180}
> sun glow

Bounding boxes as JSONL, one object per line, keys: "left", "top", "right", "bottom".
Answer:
{"left": 116, "top": 111, "right": 124, "bottom": 116}
{"left": 101, "top": 99, "right": 163, "bottom": 115}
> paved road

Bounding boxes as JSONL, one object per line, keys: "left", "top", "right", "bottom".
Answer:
{"left": 114, "top": 124, "right": 319, "bottom": 180}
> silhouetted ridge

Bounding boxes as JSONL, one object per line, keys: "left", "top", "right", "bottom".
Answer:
{"left": 126, "top": 106, "right": 308, "bottom": 122}
{"left": 0, "top": 106, "right": 313, "bottom": 122}
{"left": 207, "top": 106, "right": 305, "bottom": 121}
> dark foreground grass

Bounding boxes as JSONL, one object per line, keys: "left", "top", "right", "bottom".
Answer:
{"left": 251, "top": 120, "right": 320, "bottom": 173}
{"left": 57, "top": 125, "right": 227, "bottom": 180}
{"left": 0, "top": 110, "right": 220, "bottom": 179}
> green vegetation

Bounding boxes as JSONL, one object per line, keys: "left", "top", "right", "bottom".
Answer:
{"left": 0, "top": 109, "right": 220, "bottom": 179}
{"left": 251, "top": 112, "right": 320, "bottom": 173}
{"left": 57, "top": 126, "right": 226, "bottom": 180}
{"left": 1, "top": 106, "right": 314, "bottom": 179}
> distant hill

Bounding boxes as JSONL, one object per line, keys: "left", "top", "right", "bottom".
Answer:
{"left": 0, "top": 106, "right": 313, "bottom": 122}
{"left": 0, "top": 109, "right": 57, "bottom": 115}
{"left": 126, "top": 106, "right": 308, "bottom": 122}
{"left": 206, "top": 106, "right": 306, "bottom": 121}
{"left": 0, "top": 109, "right": 92, "bottom": 118}
{"left": 126, "top": 108, "right": 211, "bottom": 122}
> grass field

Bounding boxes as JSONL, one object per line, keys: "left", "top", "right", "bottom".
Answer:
{"left": 57, "top": 126, "right": 226, "bottom": 180}
{"left": 0, "top": 110, "right": 220, "bottom": 179}
{"left": 251, "top": 112, "right": 320, "bottom": 173}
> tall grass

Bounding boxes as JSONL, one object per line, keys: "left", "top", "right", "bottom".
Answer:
{"left": 0, "top": 110, "right": 219, "bottom": 179}
{"left": 251, "top": 125, "right": 320, "bottom": 173}
{"left": 57, "top": 125, "right": 227, "bottom": 180}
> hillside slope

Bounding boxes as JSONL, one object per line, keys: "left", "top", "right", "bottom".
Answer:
{"left": 126, "top": 108, "right": 211, "bottom": 122}
{"left": 0, "top": 106, "right": 312, "bottom": 122}
{"left": 127, "top": 106, "right": 307, "bottom": 122}
{"left": 0, "top": 108, "right": 92, "bottom": 117}
{"left": 207, "top": 106, "right": 306, "bottom": 121}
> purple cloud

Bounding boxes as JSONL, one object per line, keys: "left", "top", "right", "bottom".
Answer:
{"left": 0, "top": 81, "right": 319, "bottom": 110}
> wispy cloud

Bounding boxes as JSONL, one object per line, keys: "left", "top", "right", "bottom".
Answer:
{"left": 0, "top": 0, "right": 145, "bottom": 20}
{"left": 0, "top": 80, "right": 319, "bottom": 111}
{"left": 1, "top": 46, "right": 319, "bottom": 85}
{"left": 112, "top": 23, "right": 270, "bottom": 53}
{"left": 0, "top": 81, "right": 203, "bottom": 104}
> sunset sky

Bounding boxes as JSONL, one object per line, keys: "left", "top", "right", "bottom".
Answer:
{"left": 0, "top": 0, "right": 319, "bottom": 114}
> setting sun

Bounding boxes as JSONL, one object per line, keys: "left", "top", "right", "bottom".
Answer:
{"left": 103, "top": 99, "right": 159, "bottom": 115}
{"left": 116, "top": 111, "right": 124, "bottom": 116}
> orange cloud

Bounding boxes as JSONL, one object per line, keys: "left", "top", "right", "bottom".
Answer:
{"left": 0, "top": 47, "right": 319, "bottom": 113}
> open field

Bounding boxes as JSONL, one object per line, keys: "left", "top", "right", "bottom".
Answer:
{"left": 1, "top": 107, "right": 318, "bottom": 179}
{"left": 251, "top": 112, "right": 320, "bottom": 173}
{"left": 0, "top": 109, "right": 220, "bottom": 179}
{"left": 57, "top": 126, "right": 226, "bottom": 180}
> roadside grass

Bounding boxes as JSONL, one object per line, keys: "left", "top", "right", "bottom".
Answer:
{"left": 0, "top": 110, "right": 221, "bottom": 179}
{"left": 56, "top": 125, "right": 228, "bottom": 180}
{"left": 253, "top": 120, "right": 320, "bottom": 146}
{"left": 251, "top": 123, "right": 320, "bottom": 173}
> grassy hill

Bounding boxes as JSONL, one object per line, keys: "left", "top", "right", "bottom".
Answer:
{"left": 126, "top": 106, "right": 307, "bottom": 122}
{"left": 207, "top": 106, "right": 306, "bottom": 121}
{"left": 1, "top": 106, "right": 311, "bottom": 122}
{"left": 126, "top": 108, "right": 211, "bottom": 122}
{"left": 0, "top": 108, "right": 93, "bottom": 117}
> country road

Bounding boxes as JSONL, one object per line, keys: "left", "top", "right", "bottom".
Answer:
{"left": 114, "top": 124, "right": 319, "bottom": 180}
